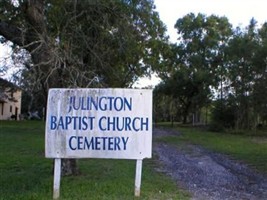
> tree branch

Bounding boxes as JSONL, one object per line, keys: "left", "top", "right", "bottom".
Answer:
{"left": 0, "top": 21, "right": 23, "bottom": 46}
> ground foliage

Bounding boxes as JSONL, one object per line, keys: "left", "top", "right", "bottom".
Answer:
{"left": 0, "top": 121, "right": 189, "bottom": 200}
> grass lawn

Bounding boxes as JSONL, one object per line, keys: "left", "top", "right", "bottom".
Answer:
{"left": 157, "top": 123, "right": 267, "bottom": 173}
{"left": 0, "top": 121, "right": 189, "bottom": 200}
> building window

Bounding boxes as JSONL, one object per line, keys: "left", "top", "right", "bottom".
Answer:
{"left": 10, "top": 105, "right": 12, "bottom": 113}
{"left": 1, "top": 103, "right": 3, "bottom": 115}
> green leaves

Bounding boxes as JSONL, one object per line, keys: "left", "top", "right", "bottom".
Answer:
{"left": 1, "top": 0, "right": 168, "bottom": 88}
{"left": 155, "top": 13, "right": 232, "bottom": 123}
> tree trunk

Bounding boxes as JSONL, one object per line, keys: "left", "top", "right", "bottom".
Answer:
{"left": 61, "top": 159, "right": 79, "bottom": 176}
{"left": 182, "top": 102, "right": 191, "bottom": 124}
{"left": 183, "top": 114, "right": 187, "bottom": 124}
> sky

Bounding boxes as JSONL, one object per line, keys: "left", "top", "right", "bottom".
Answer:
{"left": 133, "top": 0, "right": 267, "bottom": 87}
{"left": 1, "top": 1, "right": 267, "bottom": 85}
{"left": 154, "top": 0, "right": 267, "bottom": 42}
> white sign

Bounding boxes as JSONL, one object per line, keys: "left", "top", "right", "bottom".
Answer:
{"left": 45, "top": 88, "right": 152, "bottom": 160}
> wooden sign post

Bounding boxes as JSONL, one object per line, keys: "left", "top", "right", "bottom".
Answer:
{"left": 45, "top": 88, "right": 152, "bottom": 199}
{"left": 135, "top": 159, "right": 143, "bottom": 196}
{"left": 53, "top": 158, "right": 61, "bottom": 199}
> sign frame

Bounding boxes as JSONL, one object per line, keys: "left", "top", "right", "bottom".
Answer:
{"left": 45, "top": 88, "right": 152, "bottom": 198}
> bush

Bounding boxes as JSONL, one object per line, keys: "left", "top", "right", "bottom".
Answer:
{"left": 208, "top": 122, "right": 225, "bottom": 132}
{"left": 210, "top": 99, "right": 237, "bottom": 131}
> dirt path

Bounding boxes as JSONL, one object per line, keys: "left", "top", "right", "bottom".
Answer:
{"left": 153, "top": 127, "right": 267, "bottom": 200}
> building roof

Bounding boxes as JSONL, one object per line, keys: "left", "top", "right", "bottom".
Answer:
{"left": 0, "top": 78, "right": 18, "bottom": 88}
{"left": 0, "top": 78, "right": 21, "bottom": 103}
{"left": 0, "top": 78, "right": 20, "bottom": 91}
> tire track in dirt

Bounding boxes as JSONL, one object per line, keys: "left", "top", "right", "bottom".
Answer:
{"left": 153, "top": 127, "right": 267, "bottom": 200}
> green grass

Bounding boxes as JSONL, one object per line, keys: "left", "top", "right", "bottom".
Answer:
{"left": 0, "top": 121, "right": 189, "bottom": 200}
{"left": 157, "top": 123, "right": 267, "bottom": 173}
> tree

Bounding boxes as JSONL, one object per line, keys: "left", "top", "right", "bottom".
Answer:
{"left": 0, "top": 0, "right": 168, "bottom": 96}
{"left": 208, "top": 18, "right": 267, "bottom": 130}
{"left": 251, "top": 22, "right": 267, "bottom": 125}
{"left": 153, "top": 84, "right": 181, "bottom": 124}
{"left": 174, "top": 13, "right": 232, "bottom": 90}
{"left": 155, "top": 13, "right": 232, "bottom": 124}
{"left": 155, "top": 68, "right": 210, "bottom": 124}
{"left": 210, "top": 96, "right": 238, "bottom": 131}
{"left": 0, "top": 0, "right": 167, "bottom": 175}
{"left": 225, "top": 19, "right": 260, "bottom": 129}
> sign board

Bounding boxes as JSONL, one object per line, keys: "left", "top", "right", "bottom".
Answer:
{"left": 45, "top": 88, "right": 152, "bottom": 159}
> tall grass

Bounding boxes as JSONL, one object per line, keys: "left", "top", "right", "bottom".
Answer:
{"left": 0, "top": 121, "right": 189, "bottom": 200}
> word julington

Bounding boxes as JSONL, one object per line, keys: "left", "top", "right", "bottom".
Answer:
{"left": 68, "top": 96, "right": 132, "bottom": 113}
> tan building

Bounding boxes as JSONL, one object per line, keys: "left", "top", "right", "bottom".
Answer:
{"left": 0, "top": 78, "right": 22, "bottom": 120}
